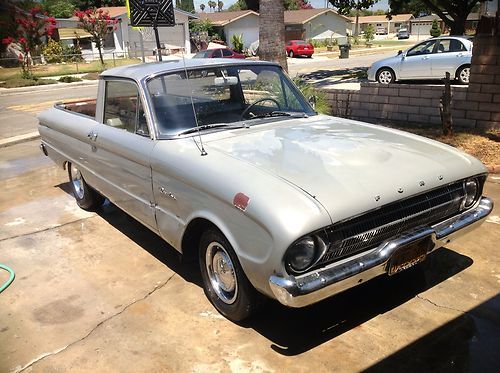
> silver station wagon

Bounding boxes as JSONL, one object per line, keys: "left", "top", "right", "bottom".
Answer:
{"left": 368, "top": 36, "right": 473, "bottom": 84}
{"left": 38, "top": 59, "right": 492, "bottom": 321}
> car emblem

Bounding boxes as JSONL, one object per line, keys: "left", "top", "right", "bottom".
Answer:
{"left": 419, "top": 181, "right": 425, "bottom": 187}
{"left": 374, "top": 195, "right": 381, "bottom": 201}
{"left": 397, "top": 188, "right": 404, "bottom": 194}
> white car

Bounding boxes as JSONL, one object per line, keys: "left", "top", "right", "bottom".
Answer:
{"left": 368, "top": 36, "right": 472, "bottom": 84}
{"left": 38, "top": 59, "right": 492, "bottom": 322}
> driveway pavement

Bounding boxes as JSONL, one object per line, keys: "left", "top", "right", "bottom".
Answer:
{"left": 0, "top": 140, "right": 499, "bottom": 372}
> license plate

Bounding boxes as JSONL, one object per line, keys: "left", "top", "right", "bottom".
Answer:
{"left": 387, "top": 237, "right": 431, "bottom": 275}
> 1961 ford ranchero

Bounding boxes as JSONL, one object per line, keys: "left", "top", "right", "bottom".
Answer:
{"left": 38, "top": 59, "right": 493, "bottom": 321}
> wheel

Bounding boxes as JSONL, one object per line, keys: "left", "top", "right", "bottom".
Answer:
{"left": 289, "top": 50, "right": 294, "bottom": 58}
{"left": 456, "top": 65, "right": 470, "bottom": 84}
{"left": 240, "top": 97, "right": 281, "bottom": 120}
{"left": 68, "top": 162, "right": 104, "bottom": 210}
{"left": 377, "top": 68, "right": 395, "bottom": 84}
{"left": 307, "top": 54, "right": 313, "bottom": 58}
{"left": 199, "top": 228, "right": 259, "bottom": 322}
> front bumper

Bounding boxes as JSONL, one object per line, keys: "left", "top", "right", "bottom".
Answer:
{"left": 269, "top": 197, "right": 493, "bottom": 308}
{"left": 367, "top": 66, "right": 376, "bottom": 81}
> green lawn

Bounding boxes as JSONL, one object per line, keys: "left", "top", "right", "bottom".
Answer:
{"left": 0, "top": 58, "right": 141, "bottom": 82}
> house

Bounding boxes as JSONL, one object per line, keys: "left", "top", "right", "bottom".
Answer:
{"left": 55, "top": 7, "right": 197, "bottom": 59}
{"left": 350, "top": 13, "right": 414, "bottom": 35}
{"left": 196, "top": 8, "right": 349, "bottom": 49}
{"left": 197, "top": 10, "right": 259, "bottom": 49}
{"left": 409, "top": 14, "right": 445, "bottom": 37}
{"left": 284, "top": 9, "right": 350, "bottom": 43}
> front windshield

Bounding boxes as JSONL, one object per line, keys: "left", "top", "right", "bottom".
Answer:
{"left": 146, "top": 64, "right": 316, "bottom": 136}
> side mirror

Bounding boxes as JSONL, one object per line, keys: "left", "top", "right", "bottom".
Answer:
{"left": 397, "top": 50, "right": 403, "bottom": 55}
{"left": 308, "top": 95, "right": 317, "bottom": 110}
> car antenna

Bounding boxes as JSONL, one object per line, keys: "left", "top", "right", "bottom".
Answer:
{"left": 181, "top": 47, "right": 207, "bottom": 156}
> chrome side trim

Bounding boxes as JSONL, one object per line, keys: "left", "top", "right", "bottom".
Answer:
{"left": 269, "top": 197, "right": 493, "bottom": 308}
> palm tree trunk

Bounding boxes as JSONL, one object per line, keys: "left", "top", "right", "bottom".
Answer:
{"left": 258, "top": 0, "right": 288, "bottom": 72}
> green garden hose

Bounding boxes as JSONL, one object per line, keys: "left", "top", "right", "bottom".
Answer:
{"left": 0, "top": 264, "right": 15, "bottom": 293}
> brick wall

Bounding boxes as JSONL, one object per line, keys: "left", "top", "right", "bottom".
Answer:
{"left": 325, "top": 82, "right": 481, "bottom": 128}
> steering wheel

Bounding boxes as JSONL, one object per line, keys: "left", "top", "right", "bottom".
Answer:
{"left": 240, "top": 97, "right": 281, "bottom": 120}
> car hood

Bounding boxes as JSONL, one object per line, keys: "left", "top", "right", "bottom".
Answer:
{"left": 371, "top": 54, "right": 401, "bottom": 68}
{"left": 204, "top": 115, "right": 486, "bottom": 223}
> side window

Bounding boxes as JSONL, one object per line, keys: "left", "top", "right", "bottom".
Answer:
{"left": 212, "top": 49, "right": 223, "bottom": 58}
{"left": 407, "top": 40, "right": 436, "bottom": 56}
{"left": 436, "top": 39, "right": 466, "bottom": 53}
{"left": 103, "top": 80, "right": 149, "bottom": 137}
{"left": 222, "top": 49, "right": 232, "bottom": 57}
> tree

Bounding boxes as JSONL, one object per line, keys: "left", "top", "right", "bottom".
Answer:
{"left": 176, "top": 0, "right": 194, "bottom": 13}
{"left": 217, "top": 0, "right": 223, "bottom": 11}
{"left": 389, "top": 0, "right": 485, "bottom": 35}
{"left": 329, "top": 1, "right": 380, "bottom": 36}
{"left": 208, "top": 0, "right": 216, "bottom": 12}
{"left": 42, "top": 0, "right": 75, "bottom": 18}
{"left": 429, "top": 19, "right": 441, "bottom": 37}
{"left": 1, "top": 6, "right": 56, "bottom": 77}
{"left": 200, "top": 3, "right": 206, "bottom": 12}
{"left": 258, "top": 0, "right": 287, "bottom": 71}
{"left": 74, "top": 8, "right": 118, "bottom": 65}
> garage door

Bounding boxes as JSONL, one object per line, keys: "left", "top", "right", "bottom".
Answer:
{"left": 158, "top": 23, "right": 185, "bottom": 48}
{"left": 411, "top": 23, "right": 431, "bottom": 37}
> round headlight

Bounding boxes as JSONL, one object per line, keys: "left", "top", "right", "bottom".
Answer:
{"left": 286, "top": 236, "right": 316, "bottom": 273}
{"left": 464, "top": 179, "right": 478, "bottom": 208}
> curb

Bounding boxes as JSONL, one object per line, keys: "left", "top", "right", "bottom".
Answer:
{"left": 0, "top": 132, "right": 40, "bottom": 148}
{"left": 0, "top": 80, "right": 98, "bottom": 96}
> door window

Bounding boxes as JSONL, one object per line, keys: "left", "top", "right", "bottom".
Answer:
{"left": 212, "top": 49, "right": 223, "bottom": 58}
{"left": 436, "top": 39, "right": 467, "bottom": 53}
{"left": 222, "top": 49, "right": 233, "bottom": 57}
{"left": 407, "top": 40, "right": 437, "bottom": 56}
{"left": 103, "top": 80, "right": 149, "bottom": 137}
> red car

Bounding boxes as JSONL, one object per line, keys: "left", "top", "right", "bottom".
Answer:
{"left": 193, "top": 48, "right": 246, "bottom": 59}
{"left": 285, "top": 40, "right": 314, "bottom": 58}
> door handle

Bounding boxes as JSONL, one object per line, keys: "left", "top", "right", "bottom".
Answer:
{"left": 422, "top": 56, "right": 429, "bottom": 60}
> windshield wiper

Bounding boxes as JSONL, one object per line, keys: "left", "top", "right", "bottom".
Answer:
{"left": 249, "top": 111, "right": 309, "bottom": 119}
{"left": 177, "top": 123, "right": 249, "bottom": 136}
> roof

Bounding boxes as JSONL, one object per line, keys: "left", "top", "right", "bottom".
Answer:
{"left": 410, "top": 14, "right": 442, "bottom": 22}
{"left": 350, "top": 13, "right": 413, "bottom": 24}
{"left": 100, "top": 59, "right": 278, "bottom": 82}
{"left": 58, "top": 28, "right": 91, "bottom": 39}
{"left": 284, "top": 8, "right": 350, "bottom": 24}
{"left": 197, "top": 10, "right": 258, "bottom": 26}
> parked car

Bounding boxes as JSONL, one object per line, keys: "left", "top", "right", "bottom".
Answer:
{"left": 285, "top": 40, "right": 314, "bottom": 58}
{"left": 367, "top": 36, "right": 472, "bottom": 84}
{"left": 38, "top": 59, "right": 492, "bottom": 322}
{"left": 397, "top": 28, "right": 410, "bottom": 39}
{"left": 193, "top": 48, "right": 245, "bottom": 59}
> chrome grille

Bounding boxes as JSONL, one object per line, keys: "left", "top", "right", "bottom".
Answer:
{"left": 319, "top": 182, "right": 466, "bottom": 265}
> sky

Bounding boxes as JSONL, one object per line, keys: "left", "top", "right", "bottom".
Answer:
{"left": 192, "top": 0, "right": 390, "bottom": 12}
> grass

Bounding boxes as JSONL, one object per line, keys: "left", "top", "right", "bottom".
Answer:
{"left": 1, "top": 77, "right": 58, "bottom": 88}
{"left": 0, "top": 58, "right": 141, "bottom": 83}
{"left": 381, "top": 123, "right": 500, "bottom": 166}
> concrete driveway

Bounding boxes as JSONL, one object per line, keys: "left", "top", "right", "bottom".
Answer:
{"left": 1, "top": 140, "right": 499, "bottom": 372}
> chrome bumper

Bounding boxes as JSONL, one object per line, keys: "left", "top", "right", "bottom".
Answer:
{"left": 269, "top": 197, "right": 493, "bottom": 308}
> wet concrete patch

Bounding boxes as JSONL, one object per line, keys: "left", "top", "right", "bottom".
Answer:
{"left": 33, "top": 296, "right": 84, "bottom": 325}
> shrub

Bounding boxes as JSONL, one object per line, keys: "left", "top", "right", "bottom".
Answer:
{"left": 430, "top": 19, "right": 442, "bottom": 37}
{"left": 1, "top": 77, "right": 57, "bottom": 88}
{"left": 364, "top": 24, "right": 375, "bottom": 44}
{"left": 293, "top": 78, "right": 330, "bottom": 115}
{"left": 62, "top": 44, "right": 84, "bottom": 62}
{"left": 59, "top": 76, "right": 82, "bottom": 83}
{"left": 231, "top": 33, "right": 244, "bottom": 53}
{"left": 42, "top": 38, "right": 63, "bottom": 63}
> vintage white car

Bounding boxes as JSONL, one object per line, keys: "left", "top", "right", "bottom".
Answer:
{"left": 38, "top": 59, "right": 493, "bottom": 322}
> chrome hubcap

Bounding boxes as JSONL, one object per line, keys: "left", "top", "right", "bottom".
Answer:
{"left": 205, "top": 242, "right": 238, "bottom": 304}
{"left": 379, "top": 70, "right": 392, "bottom": 84}
{"left": 460, "top": 67, "right": 470, "bottom": 83}
{"left": 70, "top": 164, "right": 84, "bottom": 199}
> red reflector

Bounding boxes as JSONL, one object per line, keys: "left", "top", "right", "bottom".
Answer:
{"left": 233, "top": 193, "right": 250, "bottom": 211}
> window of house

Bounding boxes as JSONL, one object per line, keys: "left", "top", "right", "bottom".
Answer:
{"left": 103, "top": 80, "right": 149, "bottom": 137}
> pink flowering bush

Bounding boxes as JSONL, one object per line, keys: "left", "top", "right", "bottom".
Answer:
{"left": 74, "top": 8, "right": 118, "bottom": 65}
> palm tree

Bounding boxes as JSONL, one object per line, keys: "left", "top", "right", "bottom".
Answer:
{"left": 208, "top": 0, "right": 216, "bottom": 12}
{"left": 200, "top": 3, "right": 206, "bottom": 12}
{"left": 259, "top": 0, "right": 287, "bottom": 71}
{"left": 217, "top": 1, "right": 224, "bottom": 11}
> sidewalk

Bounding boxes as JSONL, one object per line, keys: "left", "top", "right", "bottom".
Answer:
{"left": 0, "top": 79, "right": 98, "bottom": 96}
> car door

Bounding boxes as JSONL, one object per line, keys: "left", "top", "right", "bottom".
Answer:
{"left": 399, "top": 39, "right": 437, "bottom": 79}
{"left": 89, "top": 78, "right": 158, "bottom": 232}
{"left": 431, "top": 38, "right": 470, "bottom": 78}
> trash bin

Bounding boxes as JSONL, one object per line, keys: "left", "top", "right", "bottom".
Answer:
{"left": 339, "top": 44, "right": 350, "bottom": 59}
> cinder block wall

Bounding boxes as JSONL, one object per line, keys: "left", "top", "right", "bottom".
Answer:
{"left": 325, "top": 82, "right": 480, "bottom": 128}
